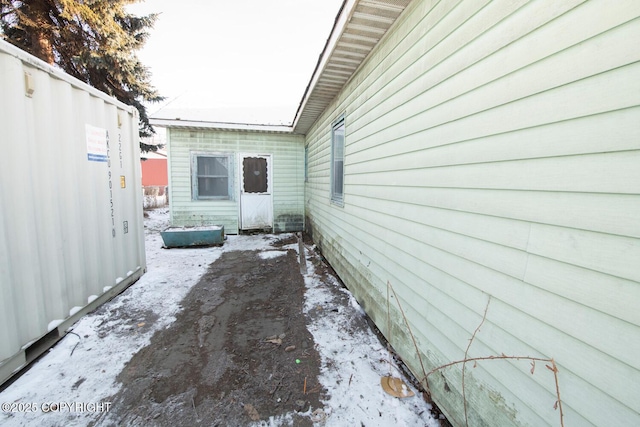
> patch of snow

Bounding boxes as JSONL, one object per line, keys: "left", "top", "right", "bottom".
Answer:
{"left": 87, "top": 295, "right": 98, "bottom": 304}
{"left": 259, "top": 250, "right": 288, "bottom": 260}
{"left": 69, "top": 306, "right": 83, "bottom": 316}
{"left": 281, "top": 243, "right": 299, "bottom": 253}
{"left": 222, "top": 234, "right": 290, "bottom": 252}
{"left": 0, "top": 208, "right": 223, "bottom": 427}
{"left": 21, "top": 340, "right": 36, "bottom": 350}
{"left": 0, "top": 210, "right": 438, "bottom": 427}
{"left": 347, "top": 291, "right": 366, "bottom": 316}
{"left": 254, "top": 412, "right": 296, "bottom": 426}
{"left": 47, "top": 319, "right": 63, "bottom": 332}
{"left": 302, "top": 252, "right": 439, "bottom": 427}
{"left": 164, "top": 225, "right": 223, "bottom": 231}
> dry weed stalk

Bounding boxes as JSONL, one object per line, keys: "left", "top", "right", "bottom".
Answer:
{"left": 460, "top": 297, "right": 492, "bottom": 425}
{"left": 424, "top": 356, "right": 563, "bottom": 426}
{"left": 386, "top": 281, "right": 428, "bottom": 385}
{"left": 386, "top": 281, "right": 564, "bottom": 427}
{"left": 423, "top": 298, "right": 564, "bottom": 427}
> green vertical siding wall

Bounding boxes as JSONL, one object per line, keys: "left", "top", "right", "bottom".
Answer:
{"left": 167, "top": 129, "right": 305, "bottom": 234}
{"left": 304, "top": 1, "right": 640, "bottom": 426}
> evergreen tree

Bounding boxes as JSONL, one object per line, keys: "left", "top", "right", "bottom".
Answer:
{"left": 0, "top": 0, "right": 163, "bottom": 151}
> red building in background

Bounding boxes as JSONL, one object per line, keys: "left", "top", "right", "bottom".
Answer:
{"left": 141, "top": 150, "right": 168, "bottom": 186}
{"left": 141, "top": 149, "right": 168, "bottom": 208}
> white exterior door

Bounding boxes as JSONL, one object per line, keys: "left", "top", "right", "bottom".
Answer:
{"left": 239, "top": 154, "right": 273, "bottom": 230}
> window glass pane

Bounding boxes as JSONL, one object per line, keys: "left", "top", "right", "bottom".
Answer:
{"left": 331, "top": 119, "right": 345, "bottom": 202}
{"left": 333, "top": 124, "right": 344, "bottom": 160}
{"left": 304, "top": 146, "right": 308, "bottom": 182}
{"left": 194, "top": 155, "right": 231, "bottom": 199}
{"left": 198, "top": 156, "right": 227, "bottom": 176}
{"left": 198, "top": 177, "right": 228, "bottom": 197}
{"left": 333, "top": 161, "right": 343, "bottom": 196}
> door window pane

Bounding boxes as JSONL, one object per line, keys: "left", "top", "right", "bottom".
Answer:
{"left": 243, "top": 157, "right": 268, "bottom": 193}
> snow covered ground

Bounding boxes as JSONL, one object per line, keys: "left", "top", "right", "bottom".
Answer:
{"left": 0, "top": 208, "right": 440, "bottom": 426}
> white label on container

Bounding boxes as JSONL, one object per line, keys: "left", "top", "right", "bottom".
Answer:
{"left": 86, "top": 124, "right": 108, "bottom": 162}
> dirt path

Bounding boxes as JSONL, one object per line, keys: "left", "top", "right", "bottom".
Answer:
{"left": 96, "top": 244, "right": 323, "bottom": 426}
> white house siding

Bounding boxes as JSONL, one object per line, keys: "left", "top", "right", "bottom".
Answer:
{"left": 304, "top": 1, "right": 640, "bottom": 426}
{"left": 167, "top": 129, "right": 305, "bottom": 234}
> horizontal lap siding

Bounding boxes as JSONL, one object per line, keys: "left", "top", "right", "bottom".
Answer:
{"left": 304, "top": 1, "right": 640, "bottom": 426}
{"left": 168, "top": 130, "right": 304, "bottom": 234}
{"left": 273, "top": 144, "right": 305, "bottom": 232}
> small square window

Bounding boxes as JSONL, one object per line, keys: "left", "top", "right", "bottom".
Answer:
{"left": 192, "top": 153, "right": 233, "bottom": 200}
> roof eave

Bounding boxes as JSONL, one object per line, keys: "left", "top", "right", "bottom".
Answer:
{"left": 150, "top": 118, "right": 293, "bottom": 134}
{"left": 292, "top": 0, "right": 413, "bottom": 135}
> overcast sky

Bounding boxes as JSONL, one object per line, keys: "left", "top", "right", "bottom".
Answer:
{"left": 127, "top": 0, "right": 344, "bottom": 124}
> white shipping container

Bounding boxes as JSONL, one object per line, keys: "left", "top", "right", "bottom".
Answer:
{"left": 0, "top": 40, "right": 146, "bottom": 384}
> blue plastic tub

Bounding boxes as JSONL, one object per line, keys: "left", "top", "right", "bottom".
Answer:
{"left": 160, "top": 226, "right": 225, "bottom": 248}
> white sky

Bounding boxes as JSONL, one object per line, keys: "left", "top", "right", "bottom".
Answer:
{"left": 127, "top": 0, "right": 345, "bottom": 124}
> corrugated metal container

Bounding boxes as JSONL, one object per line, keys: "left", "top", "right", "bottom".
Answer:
{"left": 0, "top": 40, "right": 146, "bottom": 384}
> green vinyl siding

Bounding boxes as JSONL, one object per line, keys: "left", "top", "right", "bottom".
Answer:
{"left": 167, "top": 129, "right": 304, "bottom": 234}
{"left": 304, "top": 1, "right": 640, "bottom": 426}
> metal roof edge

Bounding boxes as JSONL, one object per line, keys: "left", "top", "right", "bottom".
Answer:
{"left": 291, "top": 0, "right": 413, "bottom": 136}
{"left": 291, "top": 0, "right": 356, "bottom": 133}
{"left": 150, "top": 118, "right": 294, "bottom": 133}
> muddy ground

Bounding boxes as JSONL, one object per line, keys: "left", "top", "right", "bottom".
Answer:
{"left": 94, "top": 237, "right": 325, "bottom": 426}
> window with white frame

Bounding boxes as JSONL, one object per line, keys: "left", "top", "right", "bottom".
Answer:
{"left": 330, "top": 116, "right": 345, "bottom": 205}
{"left": 192, "top": 153, "right": 233, "bottom": 200}
{"left": 304, "top": 145, "right": 309, "bottom": 183}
